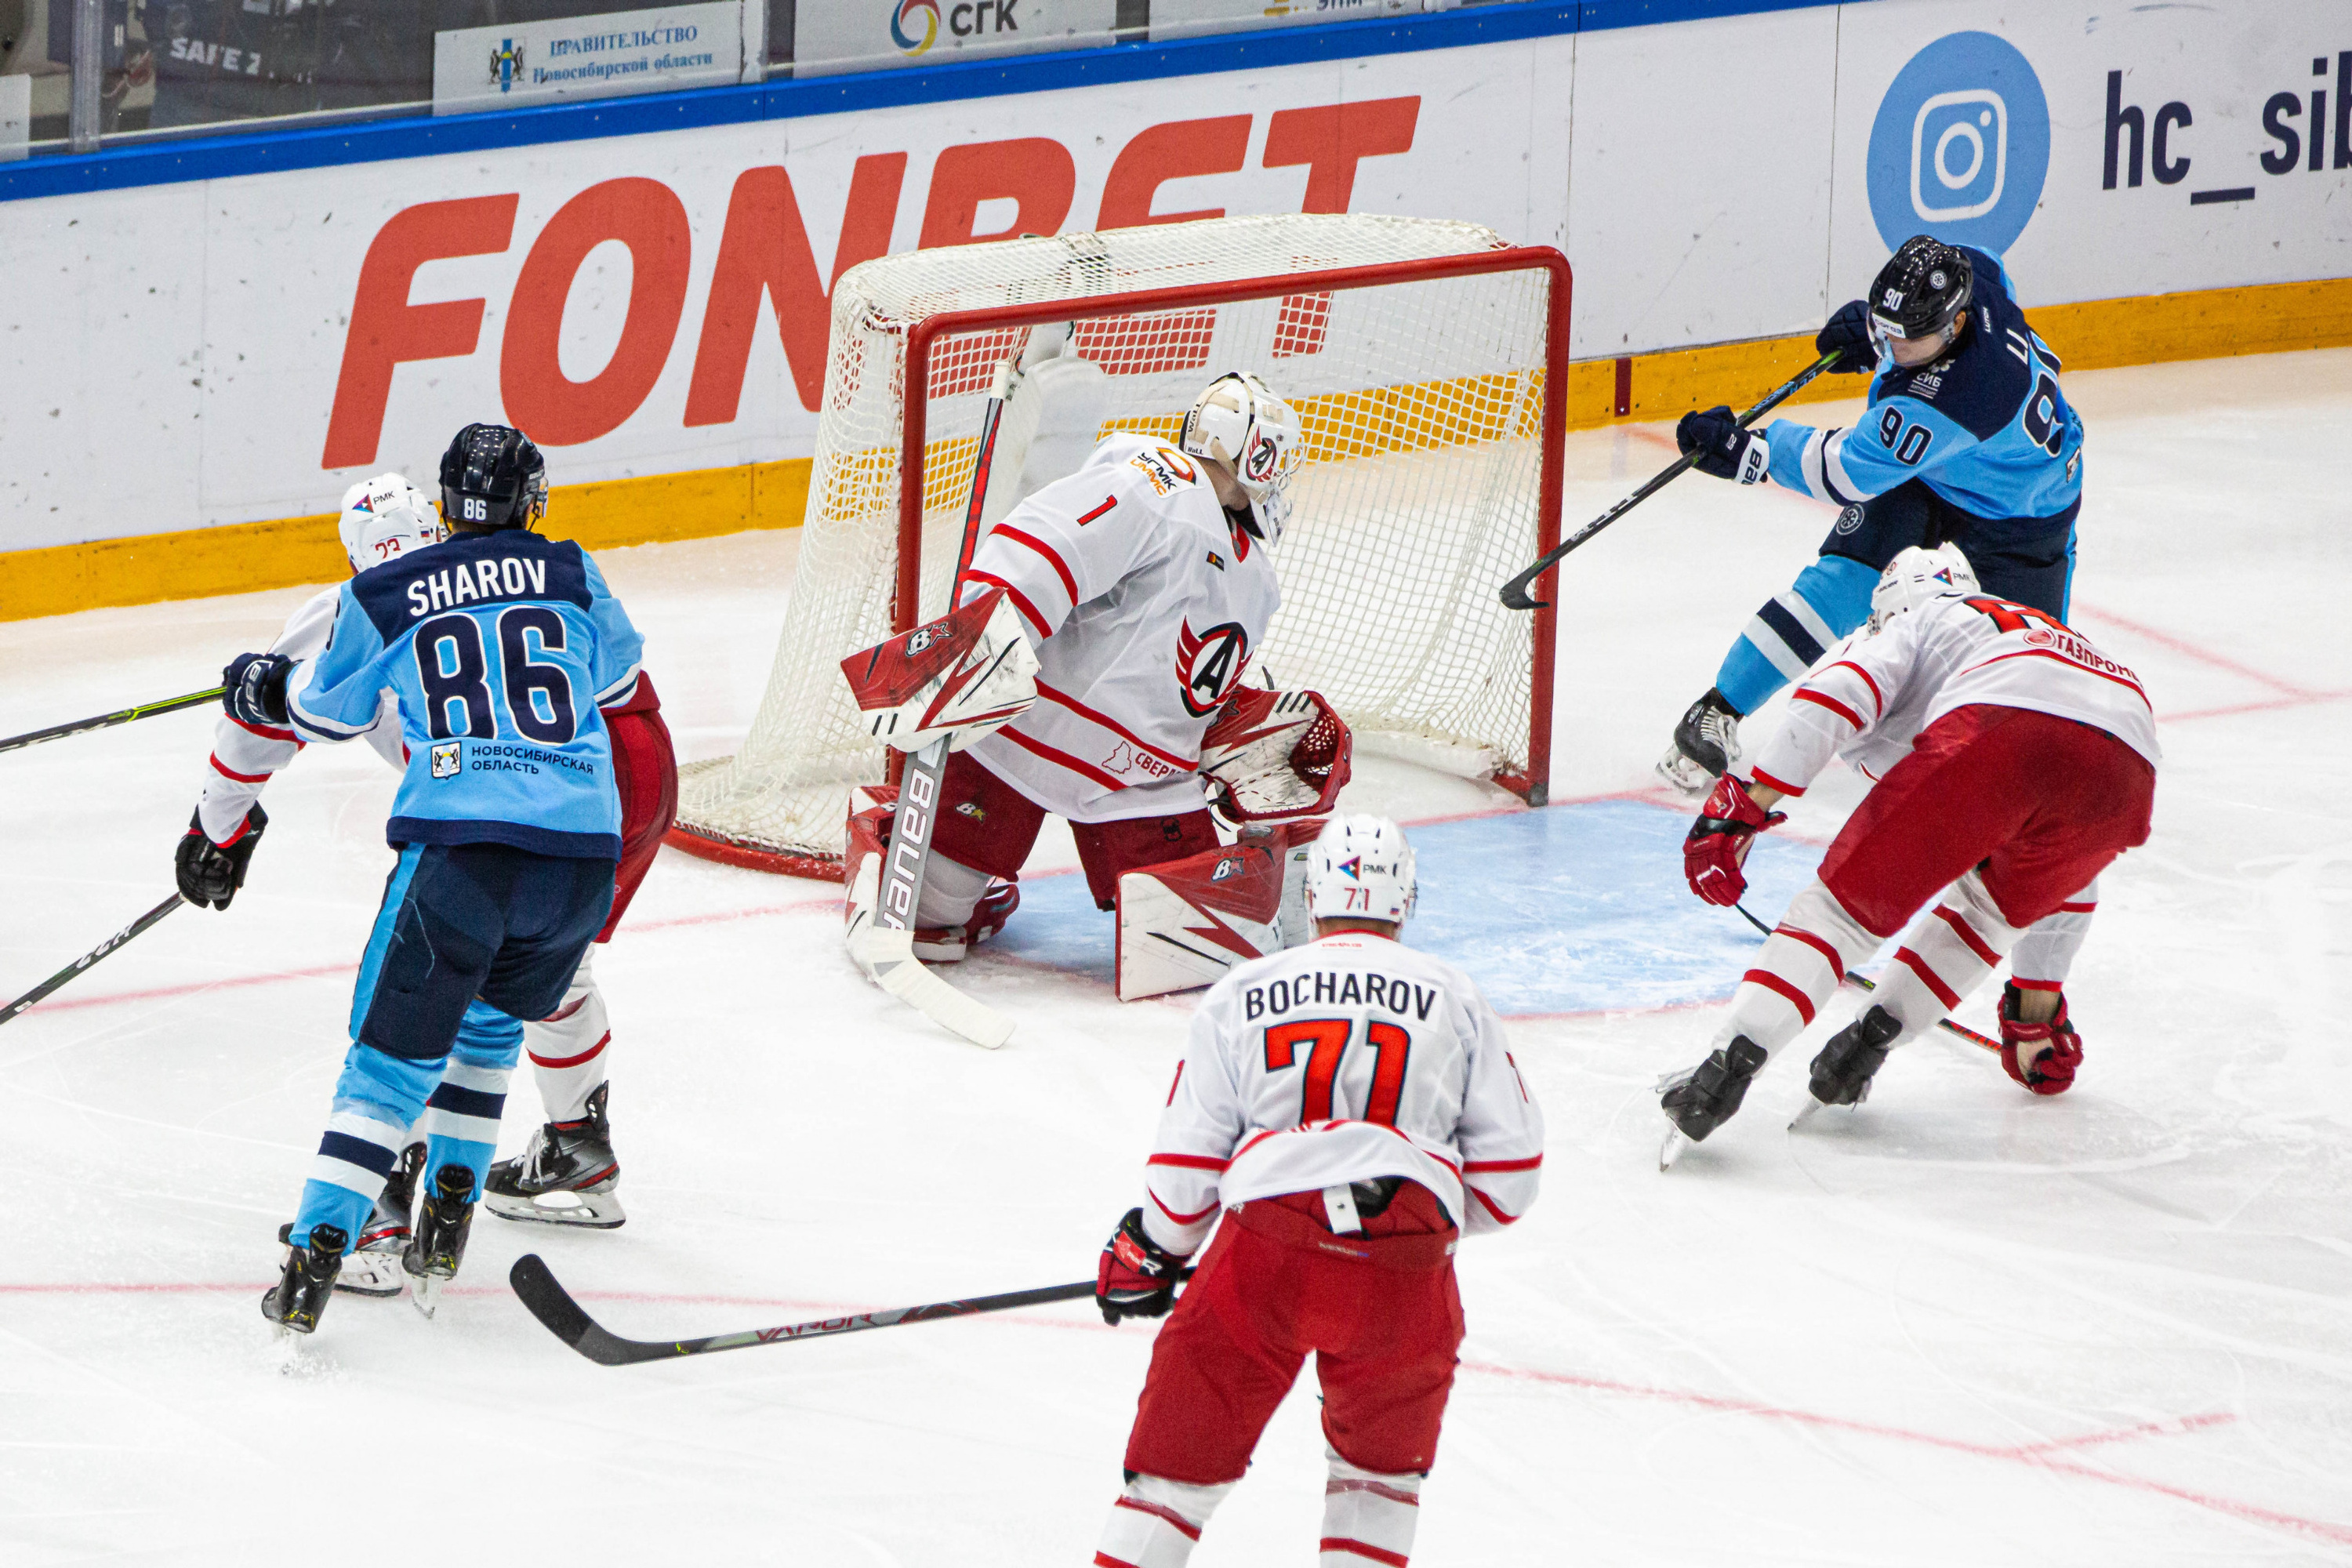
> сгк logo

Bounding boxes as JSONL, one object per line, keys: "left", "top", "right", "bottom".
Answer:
{"left": 891, "top": 0, "right": 939, "bottom": 55}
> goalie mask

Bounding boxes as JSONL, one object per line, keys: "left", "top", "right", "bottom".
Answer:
{"left": 1306, "top": 815, "right": 1417, "bottom": 927}
{"left": 1867, "top": 543, "right": 1980, "bottom": 633}
{"left": 1181, "top": 371, "right": 1303, "bottom": 547}
{"left": 338, "top": 473, "right": 444, "bottom": 574}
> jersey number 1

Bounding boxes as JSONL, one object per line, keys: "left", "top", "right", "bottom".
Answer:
{"left": 1264, "top": 1018, "right": 1410, "bottom": 1127}
{"left": 415, "top": 608, "right": 579, "bottom": 743}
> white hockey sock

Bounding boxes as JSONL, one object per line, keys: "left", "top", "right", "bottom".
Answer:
{"left": 1875, "top": 869, "right": 2026, "bottom": 1037}
{"left": 1713, "top": 879, "right": 1880, "bottom": 1058}
{"left": 522, "top": 946, "right": 610, "bottom": 1123}
{"left": 1320, "top": 1448, "right": 1422, "bottom": 1566}
{"left": 2008, "top": 874, "right": 2098, "bottom": 994}
{"left": 1093, "top": 1474, "right": 1232, "bottom": 1568}
{"left": 912, "top": 852, "right": 990, "bottom": 930}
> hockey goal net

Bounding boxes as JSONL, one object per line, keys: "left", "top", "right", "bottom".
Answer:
{"left": 670, "top": 213, "right": 1568, "bottom": 878}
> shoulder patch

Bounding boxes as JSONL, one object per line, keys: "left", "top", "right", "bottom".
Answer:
{"left": 1127, "top": 445, "right": 1201, "bottom": 496}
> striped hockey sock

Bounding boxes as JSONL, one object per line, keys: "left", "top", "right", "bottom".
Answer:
{"left": 1714, "top": 555, "right": 1877, "bottom": 715}
{"left": 1710, "top": 880, "right": 1881, "bottom": 1058}
{"left": 1874, "top": 869, "right": 2026, "bottom": 1038}
{"left": 1320, "top": 1449, "right": 1422, "bottom": 1566}
{"left": 419, "top": 1000, "right": 521, "bottom": 1201}
{"left": 1093, "top": 1474, "right": 1232, "bottom": 1567}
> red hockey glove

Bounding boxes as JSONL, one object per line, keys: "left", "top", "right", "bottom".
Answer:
{"left": 1096, "top": 1207, "right": 1186, "bottom": 1325}
{"left": 1998, "top": 983, "right": 2082, "bottom": 1095}
{"left": 1682, "top": 774, "right": 1784, "bottom": 907}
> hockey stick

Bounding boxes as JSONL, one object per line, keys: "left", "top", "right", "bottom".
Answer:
{"left": 510, "top": 1253, "right": 1185, "bottom": 1367}
{"left": 0, "top": 893, "right": 184, "bottom": 1028}
{"left": 1497, "top": 350, "right": 1841, "bottom": 612}
{"left": 0, "top": 686, "right": 227, "bottom": 756}
{"left": 1730, "top": 901, "right": 1999, "bottom": 1054}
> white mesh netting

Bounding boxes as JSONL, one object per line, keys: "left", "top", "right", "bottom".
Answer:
{"left": 673, "top": 213, "right": 1559, "bottom": 875}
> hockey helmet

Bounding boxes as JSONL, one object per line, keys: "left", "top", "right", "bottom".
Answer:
{"left": 1181, "top": 371, "right": 1303, "bottom": 546}
{"left": 1868, "top": 237, "right": 1973, "bottom": 344}
{"left": 338, "top": 472, "right": 444, "bottom": 574}
{"left": 1306, "top": 814, "right": 1417, "bottom": 927}
{"left": 1867, "top": 543, "right": 1980, "bottom": 633}
{"left": 438, "top": 423, "right": 549, "bottom": 531}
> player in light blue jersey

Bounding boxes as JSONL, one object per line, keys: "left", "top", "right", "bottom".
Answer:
{"left": 1657, "top": 236, "right": 2085, "bottom": 791}
{"left": 224, "top": 423, "right": 644, "bottom": 1334}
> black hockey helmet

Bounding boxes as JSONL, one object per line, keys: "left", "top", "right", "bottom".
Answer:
{"left": 438, "top": 423, "right": 548, "bottom": 531}
{"left": 1867, "top": 236, "right": 1973, "bottom": 343}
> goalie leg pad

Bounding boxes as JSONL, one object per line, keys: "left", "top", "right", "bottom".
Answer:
{"left": 1116, "top": 841, "right": 1287, "bottom": 1001}
{"left": 845, "top": 789, "right": 1026, "bottom": 964}
{"left": 1073, "top": 808, "right": 1221, "bottom": 912}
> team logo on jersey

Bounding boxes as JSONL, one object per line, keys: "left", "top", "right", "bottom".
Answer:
{"left": 1834, "top": 504, "right": 1865, "bottom": 535}
{"left": 1175, "top": 619, "right": 1250, "bottom": 717}
{"left": 430, "top": 741, "right": 462, "bottom": 779}
{"left": 2024, "top": 627, "right": 2055, "bottom": 647}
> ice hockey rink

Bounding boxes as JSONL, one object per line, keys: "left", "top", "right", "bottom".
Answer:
{"left": 5, "top": 348, "right": 2349, "bottom": 1565}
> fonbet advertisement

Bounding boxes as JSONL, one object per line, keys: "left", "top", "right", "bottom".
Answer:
{"left": 1, "top": 1, "right": 2343, "bottom": 556}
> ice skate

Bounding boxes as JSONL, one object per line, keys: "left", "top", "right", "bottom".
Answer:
{"left": 910, "top": 881, "right": 1022, "bottom": 964}
{"left": 403, "top": 1164, "right": 477, "bottom": 1319}
{"left": 1657, "top": 1036, "right": 1769, "bottom": 1165}
{"left": 1802, "top": 1005, "right": 1902, "bottom": 1116}
{"left": 485, "top": 1082, "right": 626, "bottom": 1229}
{"left": 338, "top": 1142, "right": 424, "bottom": 1297}
{"left": 261, "top": 1223, "right": 348, "bottom": 1335}
{"left": 1657, "top": 688, "right": 1744, "bottom": 794}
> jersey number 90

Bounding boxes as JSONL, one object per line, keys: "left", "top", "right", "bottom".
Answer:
{"left": 414, "top": 608, "right": 579, "bottom": 743}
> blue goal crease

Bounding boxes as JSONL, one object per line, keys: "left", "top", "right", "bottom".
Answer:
{"left": 982, "top": 800, "right": 1830, "bottom": 1018}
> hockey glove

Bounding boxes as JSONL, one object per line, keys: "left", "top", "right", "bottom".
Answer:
{"left": 1096, "top": 1207, "right": 1187, "bottom": 1325}
{"left": 1817, "top": 299, "right": 1877, "bottom": 373}
{"left": 175, "top": 804, "right": 268, "bottom": 911}
{"left": 1682, "top": 773, "right": 1784, "bottom": 907}
{"left": 223, "top": 652, "right": 296, "bottom": 729}
{"left": 1998, "top": 982, "right": 2082, "bottom": 1096}
{"left": 1675, "top": 406, "right": 1769, "bottom": 485}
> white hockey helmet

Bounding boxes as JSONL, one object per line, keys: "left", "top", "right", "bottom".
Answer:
{"left": 1306, "top": 814, "right": 1417, "bottom": 927}
{"left": 1180, "top": 371, "right": 1303, "bottom": 546}
{"left": 338, "top": 472, "right": 445, "bottom": 575}
{"left": 1867, "top": 543, "right": 1980, "bottom": 633}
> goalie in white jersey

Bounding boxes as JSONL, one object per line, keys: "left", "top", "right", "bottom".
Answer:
{"left": 1090, "top": 816, "right": 1544, "bottom": 1568}
{"left": 844, "top": 370, "right": 1350, "bottom": 997}
{"left": 1658, "top": 546, "right": 2160, "bottom": 1156}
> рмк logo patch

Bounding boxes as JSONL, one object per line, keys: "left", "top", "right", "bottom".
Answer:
{"left": 1867, "top": 32, "right": 2049, "bottom": 256}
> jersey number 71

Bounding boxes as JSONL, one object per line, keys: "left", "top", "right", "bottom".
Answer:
{"left": 1265, "top": 1017, "right": 1410, "bottom": 1127}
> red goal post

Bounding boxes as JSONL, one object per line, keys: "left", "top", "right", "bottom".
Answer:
{"left": 895, "top": 247, "right": 1570, "bottom": 805}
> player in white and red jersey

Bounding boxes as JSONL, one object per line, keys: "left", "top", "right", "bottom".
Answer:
{"left": 1657, "top": 545, "right": 2159, "bottom": 1153}
{"left": 1089, "top": 815, "right": 1544, "bottom": 1568}
{"left": 846, "top": 372, "right": 1324, "bottom": 970}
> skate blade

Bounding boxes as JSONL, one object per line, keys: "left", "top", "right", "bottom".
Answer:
{"left": 408, "top": 1271, "right": 448, "bottom": 1320}
{"left": 334, "top": 1249, "right": 407, "bottom": 1298}
{"left": 1655, "top": 747, "right": 1712, "bottom": 797}
{"left": 485, "top": 1186, "right": 626, "bottom": 1229}
{"left": 1659, "top": 1126, "right": 1695, "bottom": 1171}
{"left": 1788, "top": 1100, "right": 1828, "bottom": 1134}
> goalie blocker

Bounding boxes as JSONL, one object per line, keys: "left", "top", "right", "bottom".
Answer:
{"left": 844, "top": 682, "right": 1351, "bottom": 1000}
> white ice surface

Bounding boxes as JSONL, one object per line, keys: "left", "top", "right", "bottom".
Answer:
{"left": 4, "top": 350, "right": 2351, "bottom": 1564}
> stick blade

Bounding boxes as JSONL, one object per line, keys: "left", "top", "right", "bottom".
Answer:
{"left": 509, "top": 1254, "right": 667, "bottom": 1367}
{"left": 856, "top": 927, "right": 1014, "bottom": 1049}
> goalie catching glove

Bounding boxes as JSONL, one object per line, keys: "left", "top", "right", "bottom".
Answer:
{"left": 839, "top": 586, "right": 1040, "bottom": 753}
{"left": 1198, "top": 687, "right": 1351, "bottom": 823}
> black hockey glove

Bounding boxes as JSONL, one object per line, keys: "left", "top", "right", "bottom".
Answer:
{"left": 1095, "top": 1207, "right": 1186, "bottom": 1325}
{"left": 1675, "top": 405, "right": 1769, "bottom": 485}
{"left": 1817, "top": 299, "right": 1877, "bottom": 373}
{"left": 176, "top": 804, "right": 268, "bottom": 911}
{"left": 223, "top": 652, "right": 296, "bottom": 729}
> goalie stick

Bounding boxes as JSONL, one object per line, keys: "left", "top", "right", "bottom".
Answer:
{"left": 1, "top": 893, "right": 183, "bottom": 1028}
{"left": 1497, "top": 350, "right": 1841, "bottom": 612}
{"left": 1, "top": 686, "right": 228, "bottom": 756}
{"left": 508, "top": 1252, "right": 1189, "bottom": 1367}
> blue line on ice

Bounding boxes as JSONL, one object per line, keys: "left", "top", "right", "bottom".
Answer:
{"left": 985, "top": 800, "right": 1826, "bottom": 1015}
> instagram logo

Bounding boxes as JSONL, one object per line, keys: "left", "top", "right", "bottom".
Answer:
{"left": 1868, "top": 33, "right": 2049, "bottom": 255}
{"left": 1912, "top": 89, "right": 2007, "bottom": 221}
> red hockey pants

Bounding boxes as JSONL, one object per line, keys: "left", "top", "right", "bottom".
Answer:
{"left": 1818, "top": 703, "right": 2155, "bottom": 938}
{"left": 1123, "top": 1183, "right": 1465, "bottom": 1484}
{"left": 928, "top": 750, "right": 1218, "bottom": 910}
